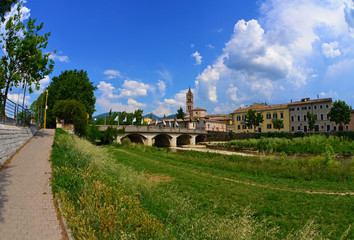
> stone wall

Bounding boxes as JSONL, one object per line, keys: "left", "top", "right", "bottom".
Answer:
{"left": 0, "top": 126, "right": 36, "bottom": 166}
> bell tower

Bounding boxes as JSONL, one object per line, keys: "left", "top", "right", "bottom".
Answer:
{"left": 186, "top": 87, "right": 193, "bottom": 116}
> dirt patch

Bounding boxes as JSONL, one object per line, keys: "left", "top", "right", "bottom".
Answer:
{"left": 145, "top": 173, "right": 172, "bottom": 183}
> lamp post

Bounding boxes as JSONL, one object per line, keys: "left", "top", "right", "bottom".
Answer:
{"left": 44, "top": 90, "right": 48, "bottom": 129}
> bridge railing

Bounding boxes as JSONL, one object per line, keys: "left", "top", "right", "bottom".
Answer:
{"left": 100, "top": 125, "right": 207, "bottom": 134}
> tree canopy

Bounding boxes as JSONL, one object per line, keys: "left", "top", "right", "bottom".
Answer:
{"left": 52, "top": 99, "right": 87, "bottom": 136}
{"left": 45, "top": 69, "right": 96, "bottom": 127}
{"left": 328, "top": 100, "right": 351, "bottom": 128}
{"left": 245, "top": 109, "right": 264, "bottom": 132}
{"left": 272, "top": 118, "right": 283, "bottom": 130}
{"left": 0, "top": 0, "right": 17, "bottom": 19}
{"left": 0, "top": 2, "right": 54, "bottom": 111}
{"left": 176, "top": 107, "right": 186, "bottom": 120}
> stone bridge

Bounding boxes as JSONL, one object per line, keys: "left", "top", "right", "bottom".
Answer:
{"left": 99, "top": 125, "right": 207, "bottom": 147}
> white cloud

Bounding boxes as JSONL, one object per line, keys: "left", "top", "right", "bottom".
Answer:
{"left": 104, "top": 69, "right": 122, "bottom": 80}
{"left": 152, "top": 89, "right": 189, "bottom": 117}
{"left": 207, "top": 44, "right": 215, "bottom": 49}
{"left": 96, "top": 98, "right": 145, "bottom": 113}
{"left": 127, "top": 99, "right": 146, "bottom": 108}
{"left": 217, "top": 28, "right": 223, "bottom": 33}
{"left": 97, "top": 81, "right": 118, "bottom": 99}
{"left": 156, "top": 80, "right": 166, "bottom": 97}
{"left": 226, "top": 84, "right": 239, "bottom": 102}
{"left": 8, "top": 93, "right": 30, "bottom": 106}
{"left": 322, "top": 41, "right": 341, "bottom": 58}
{"left": 119, "top": 80, "right": 151, "bottom": 98}
{"left": 191, "top": 51, "right": 202, "bottom": 65}
{"left": 1, "top": 2, "right": 30, "bottom": 34}
{"left": 190, "top": 43, "right": 195, "bottom": 48}
{"left": 157, "top": 70, "right": 173, "bottom": 84}
{"left": 48, "top": 53, "right": 69, "bottom": 63}
{"left": 195, "top": 65, "right": 219, "bottom": 102}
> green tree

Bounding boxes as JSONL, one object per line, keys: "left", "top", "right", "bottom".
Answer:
{"left": 245, "top": 109, "right": 264, "bottom": 132}
{"left": 176, "top": 107, "right": 185, "bottom": 120}
{"left": 0, "top": 0, "right": 17, "bottom": 19}
{"left": 30, "top": 91, "right": 46, "bottom": 126}
{"left": 46, "top": 69, "right": 96, "bottom": 127}
{"left": 307, "top": 111, "right": 317, "bottom": 132}
{"left": 272, "top": 118, "right": 283, "bottom": 130}
{"left": 328, "top": 100, "right": 351, "bottom": 130}
{"left": 52, "top": 99, "right": 87, "bottom": 136}
{"left": 0, "top": 2, "right": 54, "bottom": 112}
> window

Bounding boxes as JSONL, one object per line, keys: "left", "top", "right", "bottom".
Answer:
{"left": 266, "top": 113, "right": 271, "bottom": 119}
{"left": 321, "top": 114, "right": 324, "bottom": 120}
{"left": 302, "top": 106, "right": 307, "bottom": 110}
{"left": 326, "top": 104, "right": 329, "bottom": 108}
{"left": 291, "top": 126, "right": 295, "bottom": 131}
{"left": 188, "top": 106, "right": 191, "bottom": 110}
{"left": 267, "top": 124, "right": 272, "bottom": 129}
{"left": 346, "top": 126, "right": 349, "bottom": 130}
{"left": 238, "top": 125, "right": 241, "bottom": 130}
{"left": 237, "top": 115, "right": 241, "bottom": 121}
{"left": 303, "top": 115, "right": 307, "bottom": 121}
{"left": 298, "top": 126, "right": 301, "bottom": 130}
{"left": 242, "top": 125, "right": 247, "bottom": 129}
{"left": 242, "top": 115, "right": 246, "bottom": 121}
{"left": 248, "top": 125, "right": 252, "bottom": 129}
{"left": 297, "top": 107, "right": 300, "bottom": 111}
{"left": 208, "top": 124, "right": 210, "bottom": 129}
{"left": 273, "top": 113, "right": 277, "bottom": 119}
{"left": 314, "top": 106, "right": 317, "bottom": 109}
{"left": 297, "top": 115, "right": 300, "bottom": 121}
{"left": 291, "top": 116, "right": 294, "bottom": 122}
{"left": 196, "top": 112, "right": 198, "bottom": 115}
{"left": 334, "top": 126, "right": 337, "bottom": 131}
{"left": 320, "top": 105, "right": 323, "bottom": 109}
{"left": 327, "top": 114, "right": 330, "bottom": 120}
{"left": 280, "top": 112, "right": 284, "bottom": 119}
{"left": 308, "top": 106, "right": 311, "bottom": 110}
{"left": 290, "top": 108, "right": 294, "bottom": 111}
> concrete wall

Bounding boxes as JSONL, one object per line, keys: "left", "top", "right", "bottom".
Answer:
{"left": 0, "top": 126, "right": 37, "bottom": 166}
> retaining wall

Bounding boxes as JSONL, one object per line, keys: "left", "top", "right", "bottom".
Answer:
{"left": 0, "top": 126, "right": 37, "bottom": 166}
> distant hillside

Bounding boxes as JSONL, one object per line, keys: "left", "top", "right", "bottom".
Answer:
{"left": 94, "top": 112, "right": 175, "bottom": 121}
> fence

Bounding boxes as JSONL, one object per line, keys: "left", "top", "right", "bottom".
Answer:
{"left": 0, "top": 94, "right": 34, "bottom": 126}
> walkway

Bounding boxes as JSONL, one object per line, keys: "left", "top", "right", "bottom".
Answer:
{"left": 0, "top": 129, "right": 64, "bottom": 240}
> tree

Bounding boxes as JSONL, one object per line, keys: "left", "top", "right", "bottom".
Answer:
{"left": 0, "top": 2, "right": 54, "bottom": 113}
{"left": 0, "top": 0, "right": 17, "bottom": 20}
{"left": 30, "top": 91, "right": 46, "bottom": 126}
{"left": 307, "top": 111, "right": 317, "bottom": 132}
{"left": 328, "top": 100, "right": 351, "bottom": 130}
{"left": 272, "top": 118, "right": 283, "bottom": 130}
{"left": 52, "top": 99, "right": 87, "bottom": 136}
{"left": 245, "top": 109, "right": 264, "bottom": 132}
{"left": 45, "top": 69, "right": 96, "bottom": 127}
{"left": 176, "top": 107, "right": 185, "bottom": 120}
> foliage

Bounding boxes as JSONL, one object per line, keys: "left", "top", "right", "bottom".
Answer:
{"left": 0, "top": 0, "right": 16, "bottom": 20}
{"left": 100, "top": 127, "right": 118, "bottom": 145}
{"left": 328, "top": 99, "right": 351, "bottom": 128}
{"left": 272, "top": 118, "right": 283, "bottom": 130}
{"left": 227, "top": 134, "right": 354, "bottom": 155}
{"left": 176, "top": 107, "right": 185, "bottom": 120}
{"left": 0, "top": 2, "right": 54, "bottom": 112}
{"left": 245, "top": 109, "right": 264, "bottom": 132}
{"left": 45, "top": 69, "right": 96, "bottom": 127}
{"left": 121, "top": 137, "right": 131, "bottom": 146}
{"left": 52, "top": 99, "right": 87, "bottom": 136}
{"left": 85, "top": 124, "right": 122, "bottom": 145}
{"left": 30, "top": 91, "right": 46, "bottom": 126}
{"left": 307, "top": 111, "right": 317, "bottom": 132}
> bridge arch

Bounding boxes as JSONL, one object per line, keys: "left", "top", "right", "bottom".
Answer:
{"left": 122, "top": 133, "right": 146, "bottom": 144}
{"left": 153, "top": 134, "right": 172, "bottom": 147}
{"left": 196, "top": 134, "right": 207, "bottom": 144}
{"left": 177, "top": 134, "right": 192, "bottom": 146}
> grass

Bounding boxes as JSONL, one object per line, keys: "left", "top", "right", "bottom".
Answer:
{"left": 51, "top": 129, "right": 353, "bottom": 239}
{"left": 224, "top": 135, "right": 354, "bottom": 155}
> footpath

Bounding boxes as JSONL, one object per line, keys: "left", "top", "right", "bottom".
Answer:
{"left": 0, "top": 129, "right": 64, "bottom": 240}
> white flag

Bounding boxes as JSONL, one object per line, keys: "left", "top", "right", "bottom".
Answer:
{"left": 141, "top": 118, "right": 144, "bottom": 125}
{"left": 132, "top": 117, "right": 136, "bottom": 123}
{"left": 169, "top": 121, "right": 171, "bottom": 127}
{"left": 148, "top": 120, "right": 151, "bottom": 125}
{"left": 175, "top": 121, "right": 179, "bottom": 127}
{"left": 155, "top": 119, "right": 158, "bottom": 125}
{"left": 114, "top": 116, "right": 118, "bottom": 121}
{"left": 163, "top": 120, "right": 166, "bottom": 126}
{"left": 123, "top": 116, "right": 127, "bottom": 122}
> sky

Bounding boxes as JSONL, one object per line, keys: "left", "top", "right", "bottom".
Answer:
{"left": 2, "top": 0, "right": 354, "bottom": 116}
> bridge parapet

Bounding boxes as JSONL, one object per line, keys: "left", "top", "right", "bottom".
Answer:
{"left": 99, "top": 125, "right": 207, "bottom": 134}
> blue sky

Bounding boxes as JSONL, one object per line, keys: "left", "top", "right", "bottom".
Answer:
{"left": 3, "top": 0, "right": 354, "bottom": 116}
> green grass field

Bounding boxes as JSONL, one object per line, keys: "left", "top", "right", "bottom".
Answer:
{"left": 51, "top": 129, "right": 353, "bottom": 239}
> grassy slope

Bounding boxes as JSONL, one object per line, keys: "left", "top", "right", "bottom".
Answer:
{"left": 106, "top": 145, "right": 353, "bottom": 239}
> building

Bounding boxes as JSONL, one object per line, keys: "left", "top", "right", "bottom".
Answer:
{"left": 186, "top": 87, "right": 194, "bottom": 117}
{"left": 332, "top": 108, "right": 354, "bottom": 131}
{"left": 232, "top": 103, "right": 290, "bottom": 133}
{"left": 289, "top": 98, "right": 332, "bottom": 132}
{"left": 350, "top": 109, "right": 354, "bottom": 131}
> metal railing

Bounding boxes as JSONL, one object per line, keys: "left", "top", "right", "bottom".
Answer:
{"left": 0, "top": 94, "right": 34, "bottom": 126}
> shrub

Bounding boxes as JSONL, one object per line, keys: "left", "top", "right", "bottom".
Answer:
{"left": 121, "top": 137, "right": 131, "bottom": 146}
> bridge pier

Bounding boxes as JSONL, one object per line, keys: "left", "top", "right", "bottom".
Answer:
{"left": 190, "top": 135, "right": 196, "bottom": 145}
{"left": 170, "top": 136, "right": 177, "bottom": 147}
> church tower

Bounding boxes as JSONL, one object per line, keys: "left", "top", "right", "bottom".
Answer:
{"left": 186, "top": 87, "right": 193, "bottom": 116}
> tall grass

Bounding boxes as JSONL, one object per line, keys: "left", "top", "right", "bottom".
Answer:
{"left": 226, "top": 135, "right": 354, "bottom": 155}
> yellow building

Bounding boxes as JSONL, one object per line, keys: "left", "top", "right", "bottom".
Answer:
{"left": 232, "top": 103, "right": 290, "bottom": 133}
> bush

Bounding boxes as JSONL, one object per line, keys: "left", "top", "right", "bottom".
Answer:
{"left": 100, "top": 127, "right": 118, "bottom": 145}
{"left": 121, "top": 138, "right": 131, "bottom": 146}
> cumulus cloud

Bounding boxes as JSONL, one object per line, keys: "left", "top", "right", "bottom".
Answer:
{"left": 322, "top": 41, "right": 341, "bottom": 58}
{"left": 48, "top": 53, "right": 69, "bottom": 63}
{"left": 191, "top": 51, "right": 202, "bottom": 65}
{"left": 195, "top": 65, "right": 219, "bottom": 102}
{"left": 127, "top": 99, "right": 146, "bottom": 108}
{"left": 104, "top": 69, "right": 122, "bottom": 80}
{"left": 96, "top": 98, "right": 145, "bottom": 113}
{"left": 8, "top": 93, "right": 30, "bottom": 106}
{"left": 152, "top": 89, "right": 189, "bottom": 116}
{"left": 119, "top": 80, "right": 151, "bottom": 98}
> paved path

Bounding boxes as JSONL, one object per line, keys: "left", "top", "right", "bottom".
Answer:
{"left": 0, "top": 129, "right": 64, "bottom": 240}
